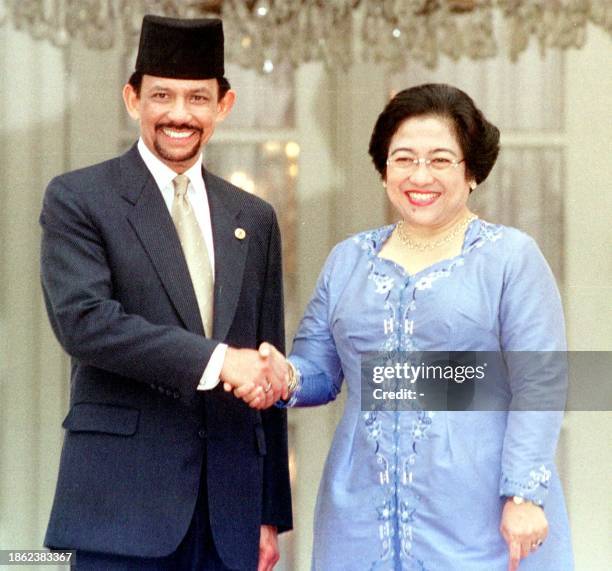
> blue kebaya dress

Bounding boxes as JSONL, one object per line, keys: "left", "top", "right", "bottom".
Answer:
{"left": 284, "top": 220, "right": 573, "bottom": 570}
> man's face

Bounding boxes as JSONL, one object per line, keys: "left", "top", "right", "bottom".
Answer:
{"left": 123, "top": 75, "right": 235, "bottom": 173}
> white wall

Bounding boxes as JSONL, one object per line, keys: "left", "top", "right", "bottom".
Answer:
{"left": 1, "top": 27, "right": 69, "bottom": 550}
{"left": 0, "top": 26, "right": 122, "bottom": 553}
{"left": 563, "top": 25, "right": 612, "bottom": 571}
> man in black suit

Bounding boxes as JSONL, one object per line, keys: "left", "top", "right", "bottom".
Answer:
{"left": 40, "top": 15, "right": 292, "bottom": 570}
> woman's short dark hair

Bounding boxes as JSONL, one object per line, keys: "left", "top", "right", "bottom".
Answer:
{"left": 368, "top": 83, "right": 500, "bottom": 185}
{"left": 127, "top": 71, "right": 232, "bottom": 101}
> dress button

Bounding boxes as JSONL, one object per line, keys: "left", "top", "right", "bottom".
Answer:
{"left": 198, "top": 429, "right": 207, "bottom": 439}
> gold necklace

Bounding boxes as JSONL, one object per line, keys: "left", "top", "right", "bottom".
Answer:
{"left": 395, "top": 214, "right": 478, "bottom": 251}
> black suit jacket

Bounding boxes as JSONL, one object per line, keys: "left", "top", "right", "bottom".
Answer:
{"left": 40, "top": 145, "right": 292, "bottom": 568}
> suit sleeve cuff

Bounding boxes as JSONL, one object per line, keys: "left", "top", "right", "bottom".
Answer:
{"left": 197, "top": 343, "right": 228, "bottom": 390}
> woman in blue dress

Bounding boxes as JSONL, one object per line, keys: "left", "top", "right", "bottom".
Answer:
{"left": 247, "top": 84, "right": 572, "bottom": 570}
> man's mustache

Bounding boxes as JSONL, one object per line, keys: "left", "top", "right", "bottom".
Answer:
{"left": 156, "top": 123, "right": 203, "bottom": 134}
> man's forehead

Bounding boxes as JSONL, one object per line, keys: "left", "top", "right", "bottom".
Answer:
{"left": 142, "top": 74, "right": 218, "bottom": 92}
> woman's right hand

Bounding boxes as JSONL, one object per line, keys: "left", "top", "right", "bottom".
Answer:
{"left": 222, "top": 343, "right": 289, "bottom": 408}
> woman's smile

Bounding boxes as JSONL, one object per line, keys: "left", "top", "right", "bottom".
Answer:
{"left": 404, "top": 190, "right": 441, "bottom": 206}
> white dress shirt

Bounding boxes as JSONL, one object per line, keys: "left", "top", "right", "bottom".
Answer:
{"left": 137, "top": 138, "right": 226, "bottom": 390}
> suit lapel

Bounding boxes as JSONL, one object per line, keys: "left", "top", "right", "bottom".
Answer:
{"left": 120, "top": 146, "right": 204, "bottom": 335}
{"left": 205, "top": 170, "right": 248, "bottom": 342}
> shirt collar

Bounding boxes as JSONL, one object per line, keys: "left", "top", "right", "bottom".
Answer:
{"left": 137, "top": 138, "right": 204, "bottom": 192}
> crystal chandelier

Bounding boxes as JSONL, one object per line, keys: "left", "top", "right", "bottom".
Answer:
{"left": 1, "top": 1, "right": 611, "bottom": 71}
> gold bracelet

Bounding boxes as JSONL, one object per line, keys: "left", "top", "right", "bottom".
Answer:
{"left": 286, "top": 360, "right": 300, "bottom": 395}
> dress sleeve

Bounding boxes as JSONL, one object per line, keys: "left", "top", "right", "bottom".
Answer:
{"left": 498, "top": 235, "right": 568, "bottom": 506}
{"left": 280, "top": 245, "right": 346, "bottom": 408}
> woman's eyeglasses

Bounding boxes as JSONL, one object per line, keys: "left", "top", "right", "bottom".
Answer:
{"left": 386, "top": 155, "right": 465, "bottom": 173}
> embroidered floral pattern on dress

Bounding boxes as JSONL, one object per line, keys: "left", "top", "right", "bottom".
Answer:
{"left": 355, "top": 231, "right": 403, "bottom": 566}
{"left": 398, "top": 411, "right": 434, "bottom": 567}
{"left": 369, "top": 266, "right": 396, "bottom": 295}
{"left": 414, "top": 261, "right": 463, "bottom": 291}
{"left": 500, "top": 464, "right": 552, "bottom": 506}
{"left": 364, "top": 412, "right": 383, "bottom": 448}
{"left": 528, "top": 465, "right": 552, "bottom": 489}
{"left": 353, "top": 220, "right": 499, "bottom": 570}
{"left": 355, "top": 227, "right": 392, "bottom": 256}
{"left": 377, "top": 499, "right": 395, "bottom": 522}
{"left": 478, "top": 219, "right": 503, "bottom": 244}
{"left": 409, "top": 411, "right": 434, "bottom": 442}
{"left": 375, "top": 451, "right": 394, "bottom": 564}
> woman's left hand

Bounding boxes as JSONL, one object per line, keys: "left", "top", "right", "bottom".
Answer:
{"left": 500, "top": 499, "right": 548, "bottom": 571}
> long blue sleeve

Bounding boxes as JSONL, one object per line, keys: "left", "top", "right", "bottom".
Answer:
{"left": 280, "top": 243, "right": 354, "bottom": 407}
{"left": 498, "top": 236, "right": 568, "bottom": 505}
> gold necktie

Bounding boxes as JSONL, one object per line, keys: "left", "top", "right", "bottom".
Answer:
{"left": 171, "top": 174, "right": 213, "bottom": 336}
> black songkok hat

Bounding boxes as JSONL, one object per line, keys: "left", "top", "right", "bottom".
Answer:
{"left": 135, "top": 15, "right": 224, "bottom": 79}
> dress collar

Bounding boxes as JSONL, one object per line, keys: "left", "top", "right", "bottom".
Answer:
{"left": 360, "top": 218, "right": 484, "bottom": 258}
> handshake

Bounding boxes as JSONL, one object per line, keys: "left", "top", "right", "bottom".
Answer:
{"left": 219, "top": 343, "right": 292, "bottom": 409}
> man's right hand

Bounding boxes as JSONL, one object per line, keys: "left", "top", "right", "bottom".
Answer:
{"left": 220, "top": 343, "right": 288, "bottom": 408}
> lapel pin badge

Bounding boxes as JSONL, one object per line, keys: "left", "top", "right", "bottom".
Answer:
{"left": 234, "top": 228, "right": 246, "bottom": 240}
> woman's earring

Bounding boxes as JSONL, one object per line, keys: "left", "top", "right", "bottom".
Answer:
{"left": 469, "top": 181, "right": 477, "bottom": 191}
